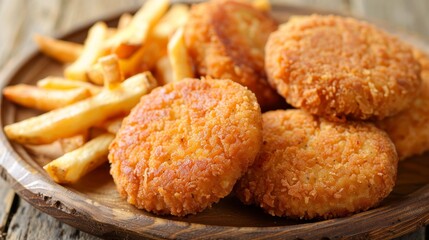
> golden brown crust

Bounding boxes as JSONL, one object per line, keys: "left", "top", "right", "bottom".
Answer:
{"left": 109, "top": 78, "right": 262, "bottom": 216}
{"left": 184, "top": 0, "right": 284, "bottom": 110}
{"left": 377, "top": 49, "right": 429, "bottom": 160}
{"left": 236, "top": 109, "right": 398, "bottom": 219}
{"left": 265, "top": 15, "right": 421, "bottom": 121}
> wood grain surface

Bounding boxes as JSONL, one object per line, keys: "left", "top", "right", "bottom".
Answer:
{"left": 0, "top": 0, "right": 429, "bottom": 239}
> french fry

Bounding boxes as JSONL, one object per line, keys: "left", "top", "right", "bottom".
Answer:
{"left": 167, "top": 27, "right": 194, "bottom": 82}
{"left": 119, "top": 36, "right": 167, "bottom": 78}
{"left": 59, "top": 132, "right": 89, "bottom": 153}
{"left": 152, "top": 4, "right": 189, "bottom": 40}
{"left": 118, "top": 13, "right": 133, "bottom": 30}
{"left": 44, "top": 133, "right": 114, "bottom": 184}
{"left": 37, "top": 76, "right": 102, "bottom": 95}
{"left": 3, "top": 84, "right": 91, "bottom": 111}
{"left": 87, "top": 63, "right": 104, "bottom": 85}
{"left": 99, "top": 55, "right": 124, "bottom": 89}
{"left": 106, "top": 28, "right": 118, "bottom": 39}
{"left": 4, "top": 72, "right": 157, "bottom": 145}
{"left": 65, "top": 22, "right": 108, "bottom": 81}
{"left": 104, "top": 0, "right": 169, "bottom": 58}
{"left": 155, "top": 55, "right": 174, "bottom": 85}
{"left": 24, "top": 142, "right": 64, "bottom": 161}
{"left": 34, "top": 34, "right": 83, "bottom": 63}
{"left": 96, "top": 117, "right": 124, "bottom": 134}
{"left": 105, "top": 118, "right": 123, "bottom": 134}
{"left": 252, "top": 0, "right": 271, "bottom": 11}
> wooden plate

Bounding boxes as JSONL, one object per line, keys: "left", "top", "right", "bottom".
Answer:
{"left": 1, "top": 3, "right": 429, "bottom": 239}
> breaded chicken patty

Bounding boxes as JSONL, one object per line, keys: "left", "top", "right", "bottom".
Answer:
{"left": 184, "top": 0, "right": 283, "bottom": 110}
{"left": 236, "top": 110, "right": 398, "bottom": 219}
{"left": 377, "top": 49, "right": 429, "bottom": 160}
{"left": 266, "top": 15, "right": 421, "bottom": 121}
{"left": 109, "top": 78, "right": 262, "bottom": 216}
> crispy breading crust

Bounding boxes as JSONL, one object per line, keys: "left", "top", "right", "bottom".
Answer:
{"left": 377, "top": 49, "right": 429, "bottom": 160}
{"left": 109, "top": 78, "right": 262, "bottom": 216}
{"left": 266, "top": 15, "right": 421, "bottom": 121}
{"left": 184, "top": 0, "right": 284, "bottom": 110}
{"left": 236, "top": 110, "right": 398, "bottom": 219}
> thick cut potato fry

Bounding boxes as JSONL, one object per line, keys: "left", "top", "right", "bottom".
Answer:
{"left": 252, "top": 0, "right": 271, "bottom": 11}
{"left": 87, "top": 63, "right": 104, "bottom": 85}
{"left": 168, "top": 27, "right": 194, "bottom": 81}
{"left": 152, "top": 4, "right": 189, "bottom": 39}
{"left": 4, "top": 72, "right": 157, "bottom": 144}
{"left": 97, "top": 117, "right": 124, "bottom": 134}
{"left": 59, "top": 132, "right": 88, "bottom": 153}
{"left": 99, "top": 55, "right": 124, "bottom": 89}
{"left": 65, "top": 22, "right": 108, "bottom": 81}
{"left": 119, "top": 36, "right": 167, "bottom": 78}
{"left": 37, "top": 76, "right": 102, "bottom": 95}
{"left": 34, "top": 34, "right": 83, "bottom": 63}
{"left": 155, "top": 55, "right": 174, "bottom": 85}
{"left": 118, "top": 13, "right": 133, "bottom": 30}
{"left": 3, "top": 84, "right": 91, "bottom": 111}
{"left": 44, "top": 133, "right": 114, "bottom": 184}
{"left": 107, "top": 28, "right": 118, "bottom": 38}
{"left": 104, "top": 0, "right": 169, "bottom": 58}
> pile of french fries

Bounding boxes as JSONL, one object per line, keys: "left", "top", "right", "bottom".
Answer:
{"left": 2, "top": 0, "right": 195, "bottom": 184}
{"left": 3, "top": 0, "right": 270, "bottom": 184}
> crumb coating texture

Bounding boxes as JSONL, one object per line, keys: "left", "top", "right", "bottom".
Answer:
{"left": 185, "top": 0, "right": 283, "bottom": 109}
{"left": 109, "top": 78, "right": 262, "bottom": 216}
{"left": 236, "top": 109, "right": 398, "bottom": 219}
{"left": 377, "top": 49, "right": 429, "bottom": 160}
{"left": 266, "top": 15, "right": 421, "bottom": 120}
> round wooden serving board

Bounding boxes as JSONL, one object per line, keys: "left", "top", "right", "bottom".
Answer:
{"left": 1, "top": 3, "right": 429, "bottom": 240}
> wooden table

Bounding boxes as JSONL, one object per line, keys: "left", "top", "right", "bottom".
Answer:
{"left": 0, "top": 0, "right": 428, "bottom": 239}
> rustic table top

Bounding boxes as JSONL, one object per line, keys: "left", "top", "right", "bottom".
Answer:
{"left": 0, "top": 0, "right": 428, "bottom": 239}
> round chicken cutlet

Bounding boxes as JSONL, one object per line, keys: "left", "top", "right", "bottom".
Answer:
{"left": 377, "top": 49, "right": 429, "bottom": 160}
{"left": 265, "top": 15, "right": 421, "bottom": 121}
{"left": 109, "top": 78, "right": 262, "bottom": 216}
{"left": 184, "top": 0, "right": 284, "bottom": 110}
{"left": 236, "top": 110, "right": 398, "bottom": 219}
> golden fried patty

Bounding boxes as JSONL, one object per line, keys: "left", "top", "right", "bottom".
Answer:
{"left": 109, "top": 78, "right": 262, "bottom": 216}
{"left": 236, "top": 110, "right": 398, "bottom": 219}
{"left": 266, "top": 15, "right": 421, "bottom": 120}
{"left": 184, "top": 0, "right": 283, "bottom": 110}
{"left": 377, "top": 49, "right": 429, "bottom": 160}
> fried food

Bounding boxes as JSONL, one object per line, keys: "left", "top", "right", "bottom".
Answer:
{"left": 58, "top": 132, "right": 89, "bottom": 153}
{"left": 3, "top": 84, "right": 91, "bottom": 111}
{"left": 168, "top": 27, "right": 194, "bottom": 82}
{"left": 65, "top": 21, "right": 108, "bottom": 81}
{"left": 265, "top": 15, "right": 421, "bottom": 121}
{"left": 44, "top": 133, "right": 114, "bottom": 184}
{"left": 377, "top": 49, "right": 429, "bottom": 160}
{"left": 103, "top": 0, "right": 169, "bottom": 58}
{"left": 154, "top": 56, "right": 174, "bottom": 85}
{"left": 236, "top": 109, "right": 398, "bottom": 219}
{"left": 33, "top": 34, "right": 83, "bottom": 63}
{"left": 98, "top": 54, "right": 124, "bottom": 89}
{"left": 37, "top": 76, "right": 102, "bottom": 95}
{"left": 109, "top": 78, "right": 262, "bottom": 216}
{"left": 184, "top": 0, "right": 283, "bottom": 110}
{"left": 4, "top": 72, "right": 157, "bottom": 145}
{"left": 152, "top": 3, "right": 189, "bottom": 40}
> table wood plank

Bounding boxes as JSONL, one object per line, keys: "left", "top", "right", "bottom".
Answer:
{"left": 4, "top": 199, "right": 98, "bottom": 240}
{"left": 0, "top": 179, "right": 15, "bottom": 238}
